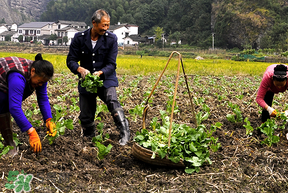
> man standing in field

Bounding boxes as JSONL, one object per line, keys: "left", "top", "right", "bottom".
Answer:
{"left": 66, "top": 9, "right": 130, "bottom": 145}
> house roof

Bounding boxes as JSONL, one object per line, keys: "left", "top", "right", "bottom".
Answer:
{"left": 56, "top": 20, "right": 86, "bottom": 27}
{"left": 0, "top": 31, "right": 18, "bottom": 36}
{"left": 108, "top": 24, "right": 127, "bottom": 31}
{"left": 125, "top": 34, "right": 146, "bottom": 42}
{"left": 108, "top": 23, "right": 138, "bottom": 31}
{"left": 38, "top": 34, "right": 51, "bottom": 40}
{"left": 55, "top": 26, "right": 81, "bottom": 31}
{"left": 18, "top": 22, "right": 54, "bottom": 28}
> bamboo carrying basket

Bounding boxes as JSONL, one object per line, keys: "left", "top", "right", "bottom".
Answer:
{"left": 131, "top": 51, "right": 197, "bottom": 168}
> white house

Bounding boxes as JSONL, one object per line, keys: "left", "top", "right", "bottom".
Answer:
{"left": 55, "top": 26, "right": 81, "bottom": 45}
{"left": 123, "top": 34, "right": 147, "bottom": 45}
{"left": 0, "top": 31, "right": 19, "bottom": 42}
{"left": 18, "top": 22, "right": 56, "bottom": 42}
{"left": 0, "top": 25, "right": 8, "bottom": 34}
{"left": 108, "top": 22, "right": 139, "bottom": 45}
{"left": 55, "top": 20, "right": 87, "bottom": 30}
{"left": 9, "top": 24, "right": 18, "bottom": 32}
{"left": 18, "top": 20, "right": 87, "bottom": 45}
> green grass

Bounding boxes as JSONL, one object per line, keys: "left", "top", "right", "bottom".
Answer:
{"left": 0, "top": 52, "right": 276, "bottom": 76}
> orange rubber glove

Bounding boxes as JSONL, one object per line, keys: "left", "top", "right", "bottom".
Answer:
{"left": 27, "top": 128, "right": 42, "bottom": 153}
{"left": 46, "top": 118, "right": 57, "bottom": 137}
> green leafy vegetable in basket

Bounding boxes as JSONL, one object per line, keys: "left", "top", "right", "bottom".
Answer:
{"left": 134, "top": 110, "right": 222, "bottom": 174}
{"left": 81, "top": 73, "right": 103, "bottom": 93}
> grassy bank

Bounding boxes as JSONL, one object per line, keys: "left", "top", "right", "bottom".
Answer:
{"left": 0, "top": 52, "right": 276, "bottom": 76}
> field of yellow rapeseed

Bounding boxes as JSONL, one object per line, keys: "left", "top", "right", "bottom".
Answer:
{"left": 0, "top": 52, "right": 274, "bottom": 76}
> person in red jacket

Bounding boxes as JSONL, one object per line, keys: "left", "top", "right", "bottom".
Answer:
{"left": 256, "top": 64, "right": 288, "bottom": 122}
{"left": 0, "top": 53, "right": 57, "bottom": 156}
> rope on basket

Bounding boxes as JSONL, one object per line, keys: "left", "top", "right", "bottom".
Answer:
{"left": 141, "top": 51, "right": 197, "bottom": 149}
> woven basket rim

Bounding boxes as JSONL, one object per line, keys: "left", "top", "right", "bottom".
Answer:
{"left": 131, "top": 142, "right": 185, "bottom": 168}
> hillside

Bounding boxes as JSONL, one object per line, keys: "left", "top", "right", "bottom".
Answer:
{"left": 0, "top": 0, "right": 52, "bottom": 24}
{"left": 2, "top": 0, "right": 288, "bottom": 50}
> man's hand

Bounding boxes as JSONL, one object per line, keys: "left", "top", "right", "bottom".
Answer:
{"left": 77, "top": 67, "right": 90, "bottom": 79}
{"left": 46, "top": 118, "right": 57, "bottom": 137}
{"left": 27, "top": 127, "right": 42, "bottom": 153}
{"left": 93, "top": 71, "right": 103, "bottom": 76}
{"left": 267, "top": 106, "right": 277, "bottom": 117}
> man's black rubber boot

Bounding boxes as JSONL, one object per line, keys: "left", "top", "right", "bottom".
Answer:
{"left": 81, "top": 123, "right": 96, "bottom": 138}
{"left": 112, "top": 108, "right": 130, "bottom": 146}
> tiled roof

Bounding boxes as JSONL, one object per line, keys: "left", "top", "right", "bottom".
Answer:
{"left": 18, "top": 22, "right": 54, "bottom": 28}
{"left": 126, "top": 34, "right": 146, "bottom": 42}
{"left": 108, "top": 24, "right": 127, "bottom": 31}
{"left": 0, "top": 31, "right": 18, "bottom": 36}
{"left": 108, "top": 23, "right": 138, "bottom": 31}
{"left": 55, "top": 26, "right": 81, "bottom": 31}
{"left": 56, "top": 20, "right": 87, "bottom": 26}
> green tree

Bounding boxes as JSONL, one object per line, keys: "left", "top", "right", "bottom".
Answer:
{"left": 120, "top": 14, "right": 135, "bottom": 24}
{"left": 155, "top": 26, "right": 164, "bottom": 42}
{"left": 169, "top": 31, "right": 181, "bottom": 46}
{"left": 110, "top": 9, "right": 118, "bottom": 25}
{"left": 149, "top": 0, "right": 167, "bottom": 27}
{"left": 116, "top": 5, "right": 125, "bottom": 19}
{"left": 5, "top": 35, "right": 11, "bottom": 41}
{"left": 154, "top": 26, "right": 164, "bottom": 48}
{"left": 134, "top": 4, "right": 151, "bottom": 32}
{"left": 63, "top": 36, "right": 68, "bottom": 45}
{"left": 49, "top": 34, "right": 58, "bottom": 41}
{"left": 26, "top": 37, "right": 31, "bottom": 42}
{"left": 18, "top": 35, "right": 23, "bottom": 42}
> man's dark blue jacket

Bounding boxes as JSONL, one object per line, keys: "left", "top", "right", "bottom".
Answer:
{"left": 67, "top": 28, "right": 119, "bottom": 94}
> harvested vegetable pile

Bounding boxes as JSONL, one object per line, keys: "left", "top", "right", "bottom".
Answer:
{"left": 81, "top": 73, "right": 103, "bottom": 93}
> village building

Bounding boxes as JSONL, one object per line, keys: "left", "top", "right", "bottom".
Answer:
{"left": 108, "top": 22, "right": 139, "bottom": 46}
{"left": 123, "top": 34, "right": 147, "bottom": 46}
{"left": 18, "top": 22, "right": 56, "bottom": 43}
{"left": 0, "top": 31, "right": 18, "bottom": 42}
{"left": 0, "top": 20, "right": 156, "bottom": 47}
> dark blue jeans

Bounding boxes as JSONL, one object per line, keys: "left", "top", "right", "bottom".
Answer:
{"left": 0, "top": 91, "right": 9, "bottom": 114}
{"left": 79, "top": 87, "right": 121, "bottom": 126}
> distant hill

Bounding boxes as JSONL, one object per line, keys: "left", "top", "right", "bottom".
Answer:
{"left": 1, "top": 0, "right": 288, "bottom": 50}
{"left": 0, "top": 0, "right": 53, "bottom": 24}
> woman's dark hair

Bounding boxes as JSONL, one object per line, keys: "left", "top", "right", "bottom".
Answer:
{"left": 273, "top": 64, "right": 287, "bottom": 82}
{"left": 91, "top": 9, "right": 110, "bottom": 24}
{"left": 31, "top": 53, "right": 54, "bottom": 79}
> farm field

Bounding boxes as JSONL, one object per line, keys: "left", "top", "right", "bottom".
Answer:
{"left": 0, "top": 52, "right": 275, "bottom": 76}
{"left": 1, "top": 53, "right": 288, "bottom": 192}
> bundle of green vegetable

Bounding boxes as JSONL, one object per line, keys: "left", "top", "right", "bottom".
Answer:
{"left": 81, "top": 74, "right": 103, "bottom": 93}
{"left": 134, "top": 110, "right": 221, "bottom": 173}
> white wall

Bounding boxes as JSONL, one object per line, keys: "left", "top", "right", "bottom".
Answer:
{"left": 11, "top": 24, "right": 17, "bottom": 31}
{"left": 112, "top": 27, "right": 129, "bottom": 45}
{"left": 124, "top": 37, "right": 138, "bottom": 45}
{"left": 41, "top": 23, "right": 56, "bottom": 36}
{"left": 67, "top": 28, "right": 79, "bottom": 45}
{"left": 128, "top": 26, "right": 138, "bottom": 35}
{"left": 0, "top": 26, "right": 8, "bottom": 34}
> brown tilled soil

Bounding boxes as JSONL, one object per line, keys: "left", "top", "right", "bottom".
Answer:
{"left": 1, "top": 73, "right": 288, "bottom": 192}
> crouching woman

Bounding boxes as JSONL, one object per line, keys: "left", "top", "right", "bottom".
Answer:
{"left": 0, "top": 53, "right": 57, "bottom": 156}
{"left": 256, "top": 64, "right": 288, "bottom": 122}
